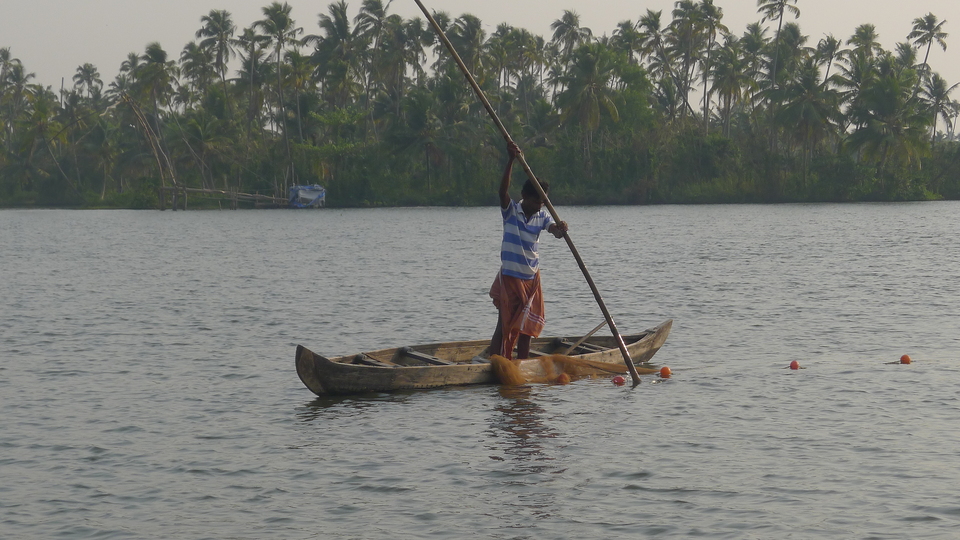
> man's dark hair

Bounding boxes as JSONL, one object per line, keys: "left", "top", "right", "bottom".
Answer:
{"left": 521, "top": 178, "right": 549, "bottom": 198}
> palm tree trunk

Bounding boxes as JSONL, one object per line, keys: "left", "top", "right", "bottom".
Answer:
{"left": 768, "top": 12, "right": 785, "bottom": 151}
{"left": 43, "top": 138, "right": 80, "bottom": 195}
{"left": 424, "top": 144, "right": 431, "bottom": 193}
{"left": 702, "top": 40, "right": 715, "bottom": 135}
{"left": 275, "top": 46, "right": 296, "bottom": 190}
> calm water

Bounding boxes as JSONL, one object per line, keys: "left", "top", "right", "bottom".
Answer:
{"left": 3, "top": 203, "right": 960, "bottom": 539}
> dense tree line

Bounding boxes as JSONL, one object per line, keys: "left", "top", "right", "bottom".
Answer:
{"left": 2, "top": 0, "right": 959, "bottom": 208}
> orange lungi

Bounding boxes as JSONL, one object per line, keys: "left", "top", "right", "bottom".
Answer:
{"left": 490, "top": 271, "right": 546, "bottom": 358}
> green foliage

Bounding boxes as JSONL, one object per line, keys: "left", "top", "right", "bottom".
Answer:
{"left": 1, "top": 4, "right": 959, "bottom": 209}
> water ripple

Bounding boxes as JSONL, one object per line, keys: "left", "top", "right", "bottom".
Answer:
{"left": 3, "top": 205, "right": 960, "bottom": 539}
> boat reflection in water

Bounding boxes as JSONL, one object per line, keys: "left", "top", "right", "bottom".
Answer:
{"left": 485, "top": 386, "right": 566, "bottom": 523}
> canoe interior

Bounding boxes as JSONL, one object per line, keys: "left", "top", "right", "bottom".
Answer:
{"left": 296, "top": 320, "right": 672, "bottom": 396}
{"left": 333, "top": 331, "right": 657, "bottom": 367}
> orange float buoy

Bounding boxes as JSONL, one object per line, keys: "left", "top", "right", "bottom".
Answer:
{"left": 659, "top": 366, "right": 672, "bottom": 378}
{"left": 789, "top": 360, "right": 800, "bottom": 370}
{"left": 900, "top": 354, "right": 912, "bottom": 364}
{"left": 612, "top": 375, "right": 626, "bottom": 386}
{"left": 556, "top": 372, "right": 571, "bottom": 385}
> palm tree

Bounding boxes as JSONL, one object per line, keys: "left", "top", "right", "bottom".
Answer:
{"left": 311, "top": 0, "right": 367, "bottom": 108}
{"left": 550, "top": 10, "right": 592, "bottom": 61}
{"left": 254, "top": 1, "right": 303, "bottom": 187}
{"left": 401, "top": 17, "right": 428, "bottom": 86}
{"left": 86, "top": 117, "right": 120, "bottom": 199}
{"left": 908, "top": 13, "right": 948, "bottom": 73}
{"left": 542, "top": 42, "right": 565, "bottom": 99}
{"left": 486, "top": 23, "right": 512, "bottom": 93}
{"left": 847, "top": 24, "right": 882, "bottom": 58}
{"left": 756, "top": 0, "right": 800, "bottom": 91}
{"left": 524, "top": 33, "right": 549, "bottom": 91}
{"left": 372, "top": 14, "right": 425, "bottom": 118}
{"left": 233, "top": 27, "right": 271, "bottom": 130}
{"left": 611, "top": 21, "right": 643, "bottom": 66}
{"left": 0, "top": 47, "right": 16, "bottom": 87}
{"left": 56, "top": 89, "right": 84, "bottom": 186}
{"left": 179, "top": 42, "right": 215, "bottom": 101}
{"left": 738, "top": 22, "right": 768, "bottom": 118}
{"left": 136, "top": 42, "right": 179, "bottom": 115}
{"left": 424, "top": 10, "right": 452, "bottom": 64}
{"left": 178, "top": 110, "right": 231, "bottom": 189}
{"left": 448, "top": 14, "right": 487, "bottom": 80}
{"left": 196, "top": 9, "right": 236, "bottom": 101}
{"left": 698, "top": 0, "right": 727, "bottom": 133}
{"left": 834, "top": 49, "right": 877, "bottom": 131}
{"left": 123, "top": 43, "right": 179, "bottom": 189}
{"left": 72, "top": 63, "right": 102, "bottom": 99}
{"left": 284, "top": 49, "right": 316, "bottom": 140}
{"left": 774, "top": 22, "right": 807, "bottom": 80}
{"left": 118, "top": 52, "right": 141, "bottom": 80}
{"left": 667, "top": 0, "right": 705, "bottom": 119}
{"left": 776, "top": 58, "right": 842, "bottom": 186}
{"left": 355, "top": 0, "right": 393, "bottom": 108}
{"left": 947, "top": 100, "right": 960, "bottom": 140}
{"left": 637, "top": 9, "right": 688, "bottom": 121}
{"left": 509, "top": 28, "right": 544, "bottom": 119}
{"left": 24, "top": 86, "right": 78, "bottom": 195}
{"left": 387, "top": 86, "right": 442, "bottom": 192}
{"left": 710, "top": 34, "right": 752, "bottom": 135}
{"left": 815, "top": 35, "right": 842, "bottom": 85}
{"left": 847, "top": 57, "right": 930, "bottom": 185}
{"left": 637, "top": 9, "right": 665, "bottom": 63}
{"left": 555, "top": 42, "right": 619, "bottom": 176}
{"left": 638, "top": 10, "right": 671, "bottom": 89}
{"left": 105, "top": 73, "right": 131, "bottom": 100}
{"left": 740, "top": 22, "right": 769, "bottom": 67}
{"left": 920, "top": 73, "right": 959, "bottom": 142}
{"left": 893, "top": 42, "right": 918, "bottom": 78}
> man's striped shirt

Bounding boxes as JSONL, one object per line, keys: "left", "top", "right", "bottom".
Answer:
{"left": 500, "top": 200, "right": 555, "bottom": 280}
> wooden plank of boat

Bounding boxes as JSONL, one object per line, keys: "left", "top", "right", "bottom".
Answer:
{"left": 295, "top": 319, "right": 672, "bottom": 396}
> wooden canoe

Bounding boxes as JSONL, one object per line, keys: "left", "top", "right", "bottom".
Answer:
{"left": 295, "top": 319, "right": 672, "bottom": 396}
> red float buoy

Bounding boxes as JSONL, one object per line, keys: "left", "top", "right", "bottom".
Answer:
{"left": 612, "top": 375, "right": 626, "bottom": 386}
{"left": 790, "top": 360, "right": 800, "bottom": 370}
{"left": 660, "top": 366, "right": 672, "bottom": 378}
{"left": 900, "top": 354, "right": 911, "bottom": 364}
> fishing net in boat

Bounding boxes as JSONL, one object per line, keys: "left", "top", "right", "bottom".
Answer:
{"left": 490, "top": 354, "right": 632, "bottom": 386}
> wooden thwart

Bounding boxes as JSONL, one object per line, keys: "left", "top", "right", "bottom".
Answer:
{"left": 353, "top": 354, "right": 394, "bottom": 367}
{"left": 399, "top": 347, "right": 455, "bottom": 365}
{"left": 559, "top": 339, "right": 606, "bottom": 354}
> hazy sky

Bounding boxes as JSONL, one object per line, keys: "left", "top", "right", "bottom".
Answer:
{"left": 2, "top": 0, "right": 957, "bottom": 89}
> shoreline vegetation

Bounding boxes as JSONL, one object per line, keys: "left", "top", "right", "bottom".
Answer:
{"left": 1, "top": 1, "right": 959, "bottom": 210}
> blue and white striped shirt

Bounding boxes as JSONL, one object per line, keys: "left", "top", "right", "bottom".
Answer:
{"left": 500, "top": 200, "right": 555, "bottom": 280}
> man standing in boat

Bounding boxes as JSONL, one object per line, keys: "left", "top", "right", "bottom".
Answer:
{"left": 489, "top": 141, "right": 567, "bottom": 360}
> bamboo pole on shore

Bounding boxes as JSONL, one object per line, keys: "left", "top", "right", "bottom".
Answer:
{"left": 158, "top": 187, "right": 288, "bottom": 210}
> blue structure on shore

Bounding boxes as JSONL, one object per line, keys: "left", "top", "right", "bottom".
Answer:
{"left": 289, "top": 185, "right": 326, "bottom": 208}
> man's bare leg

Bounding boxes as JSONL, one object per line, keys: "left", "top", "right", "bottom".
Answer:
{"left": 490, "top": 314, "right": 504, "bottom": 358}
{"left": 517, "top": 334, "right": 532, "bottom": 360}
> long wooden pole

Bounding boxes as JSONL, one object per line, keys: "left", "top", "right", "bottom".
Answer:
{"left": 413, "top": 0, "right": 642, "bottom": 385}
